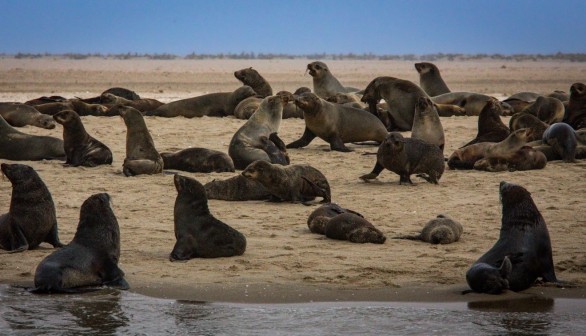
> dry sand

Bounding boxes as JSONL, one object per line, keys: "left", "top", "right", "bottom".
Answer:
{"left": 0, "top": 58, "right": 584, "bottom": 303}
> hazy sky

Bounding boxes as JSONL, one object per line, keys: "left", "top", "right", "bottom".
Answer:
{"left": 1, "top": 0, "right": 584, "bottom": 55}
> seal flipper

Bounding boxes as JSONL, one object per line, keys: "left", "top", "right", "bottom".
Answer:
{"left": 100, "top": 259, "right": 129, "bottom": 290}
{"left": 329, "top": 136, "right": 352, "bottom": 152}
{"left": 360, "top": 162, "right": 384, "bottom": 181}
{"left": 8, "top": 222, "right": 29, "bottom": 252}
{"left": 301, "top": 176, "right": 331, "bottom": 203}
{"left": 286, "top": 127, "right": 316, "bottom": 149}
{"left": 43, "top": 222, "right": 64, "bottom": 248}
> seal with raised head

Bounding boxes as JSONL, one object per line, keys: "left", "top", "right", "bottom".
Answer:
{"left": 465, "top": 182, "right": 559, "bottom": 293}
{"left": 360, "top": 132, "right": 445, "bottom": 184}
{"left": 563, "top": 82, "right": 586, "bottom": 130}
{"left": 414, "top": 62, "right": 451, "bottom": 97}
{"left": 521, "top": 96, "right": 565, "bottom": 124}
{"left": 0, "top": 115, "right": 65, "bottom": 161}
{"left": 307, "top": 61, "right": 358, "bottom": 99}
{"left": 542, "top": 123, "right": 577, "bottom": 162}
{"left": 473, "top": 146, "right": 547, "bottom": 172}
{"left": 0, "top": 164, "right": 62, "bottom": 252}
{"left": 310, "top": 213, "right": 386, "bottom": 244}
{"left": 53, "top": 110, "right": 113, "bottom": 167}
{"left": 307, "top": 203, "right": 363, "bottom": 234}
{"left": 394, "top": 214, "right": 463, "bottom": 244}
{"left": 509, "top": 112, "right": 548, "bottom": 142}
{"left": 161, "top": 147, "right": 235, "bottom": 173}
{"left": 234, "top": 67, "right": 273, "bottom": 97}
{"left": 242, "top": 160, "right": 331, "bottom": 204}
{"left": 33, "top": 193, "right": 129, "bottom": 293}
{"left": 431, "top": 92, "right": 514, "bottom": 116}
{"left": 461, "top": 98, "right": 510, "bottom": 147}
{"left": 119, "top": 106, "right": 163, "bottom": 176}
{"left": 146, "top": 86, "right": 256, "bottom": 118}
{"left": 204, "top": 175, "right": 271, "bottom": 201}
{"left": 411, "top": 97, "right": 445, "bottom": 151}
{"left": 287, "top": 92, "right": 388, "bottom": 152}
{"left": 170, "top": 175, "right": 247, "bottom": 261}
{"left": 0, "top": 102, "right": 55, "bottom": 129}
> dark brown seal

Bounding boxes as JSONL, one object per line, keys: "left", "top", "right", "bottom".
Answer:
{"left": 53, "top": 110, "right": 113, "bottom": 167}
{"left": 307, "top": 61, "right": 358, "bottom": 99}
{"left": 80, "top": 87, "right": 141, "bottom": 104}
{"left": 462, "top": 98, "right": 510, "bottom": 147}
{"left": 161, "top": 147, "right": 235, "bottom": 173}
{"left": 311, "top": 213, "right": 386, "bottom": 244}
{"left": 521, "top": 96, "right": 565, "bottom": 124}
{"left": 204, "top": 175, "right": 271, "bottom": 201}
{"left": 234, "top": 67, "right": 273, "bottom": 97}
{"left": 100, "top": 93, "right": 163, "bottom": 114}
{"left": 411, "top": 97, "right": 445, "bottom": 151}
{"left": 360, "top": 132, "right": 445, "bottom": 184}
{"left": 0, "top": 102, "right": 55, "bottom": 129}
{"left": 119, "top": 106, "right": 163, "bottom": 176}
{"left": 287, "top": 92, "right": 388, "bottom": 152}
{"left": 563, "top": 82, "right": 586, "bottom": 130}
{"left": 509, "top": 112, "right": 548, "bottom": 142}
{"left": 542, "top": 123, "right": 577, "bottom": 162}
{"left": 0, "top": 164, "right": 62, "bottom": 252}
{"left": 0, "top": 115, "right": 65, "bottom": 161}
{"left": 394, "top": 214, "right": 463, "bottom": 244}
{"left": 414, "top": 62, "right": 451, "bottom": 97}
{"left": 33, "top": 193, "right": 129, "bottom": 293}
{"left": 242, "top": 160, "right": 331, "bottom": 204}
{"left": 307, "top": 203, "right": 363, "bottom": 234}
{"left": 25, "top": 95, "right": 67, "bottom": 106}
{"left": 170, "top": 175, "right": 246, "bottom": 261}
{"left": 431, "top": 92, "right": 514, "bottom": 116}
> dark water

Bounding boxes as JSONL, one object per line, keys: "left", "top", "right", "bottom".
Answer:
{"left": 0, "top": 285, "right": 584, "bottom": 336}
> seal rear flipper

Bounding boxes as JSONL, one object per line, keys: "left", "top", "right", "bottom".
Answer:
{"left": 301, "top": 176, "right": 331, "bottom": 203}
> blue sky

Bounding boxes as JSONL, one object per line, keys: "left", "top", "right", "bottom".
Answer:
{"left": 0, "top": 0, "right": 584, "bottom": 55}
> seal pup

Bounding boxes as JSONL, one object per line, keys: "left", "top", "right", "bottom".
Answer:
{"left": 234, "top": 67, "right": 273, "bottom": 97}
{"left": 461, "top": 98, "right": 510, "bottom": 147}
{"left": 361, "top": 76, "right": 427, "bottom": 131}
{"left": 473, "top": 146, "right": 547, "bottom": 172}
{"left": 509, "top": 112, "right": 548, "bottom": 141}
{"left": 310, "top": 213, "right": 386, "bottom": 244}
{"left": 161, "top": 147, "right": 235, "bottom": 173}
{"left": 542, "top": 123, "right": 577, "bottom": 162}
{"left": 411, "top": 97, "right": 445, "bottom": 151}
{"left": 0, "top": 102, "right": 55, "bottom": 129}
{"left": 394, "top": 215, "right": 463, "bottom": 244}
{"left": 53, "top": 110, "right": 113, "bottom": 167}
{"left": 242, "top": 160, "right": 331, "bottom": 204}
{"left": 146, "top": 86, "right": 256, "bottom": 117}
{"left": 465, "top": 182, "right": 559, "bottom": 293}
{"left": 563, "top": 82, "right": 586, "bottom": 130}
{"left": 521, "top": 96, "right": 565, "bottom": 124}
{"left": 360, "top": 132, "right": 445, "bottom": 184}
{"left": 286, "top": 92, "right": 388, "bottom": 152}
{"left": 0, "top": 115, "right": 65, "bottom": 161}
{"left": 431, "top": 92, "right": 514, "bottom": 116}
{"left": 0, "top": 164, "right": 62, "bottom": 252}
{"left": 204, "top": 175, "right": 271, "bottom": 201}
{"left": 33, "top": 193, "right": 129, "bottom": 293}
{"left": 466, "top": 257, "right": 512, "bottom": 294}
{"left": 307, "top": 203, "right": 363, "bottom": 234}
{"left": 170, "top": 175, "right": 246, "bottom": 261}
{"left": 119, "top": 106, "right": 163, "bottom": 176}
{"left": 229, "top": 95, "right": 287, "bottom": 169}
{"left": 306, "top": 61, "right": 358, "bottom": 99}
{"left": 414, "top": 62, "right": 451, "bottom": 96}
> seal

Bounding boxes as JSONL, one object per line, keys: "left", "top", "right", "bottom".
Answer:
{"left": 119, "top": 106, "right": 163, "bottom": 176}
{"left": 53, "top": 110, "right": 113, "bottom": 167}
{"left": 287, "top": 92, "right": 388, "bottom": 152}
{"left": 431, "top": 92, "right": 514, "bottom": 116}
{"left": 0, "top": 102, "right": 55, "bottom": 129}
{"left": 310, "top": 213, "right": 386, "bottom": 244}
{"left": 414, "top": 62, "right": 451, "bottom": 96}
{"left": 542, "top": 123, "right": 577, "bottom": 162}
{"left": 0, "top": 115, "right": 65, "bottom": 161}
{"left": 170, "top": 174, "right": 247, "bottom": 261}
{"left": 100, "top": 93, "right": 163, "bottom": 114}
{"left": 81, "top": 87, "right": 141, "bottom": 104}
{"left": 307, "top": 203, "right": 363, "bottom": 234}
{"left": 466, "top": 257, "right": 512, "bottom": 294}
{"left": 306, "top": 61, "right": 358, "bottom": 99}
{"left": 160, "top": 147, "right": 235, "bottom": 173}
{"left": 234, "top": 67, "right": 273, "bottom": 97}
{"left": 32, "top": 193, "right": 129, "bottom": 293}
{"left": 242, "top": 160, "right": 331, "bottom": 204}
{"left": 465, "top": 182, "right": 559, "bottom": 293}
{"left": 435, "top": 103, "right": 467, "bottom": 117}
{"left": 229, "top": 95, "right": 285, "bottom": 170}
{"left": 34, "top": 99, "right": 108, "bottom": 117}
{"left": 360, "top": 132, "right": 445, "bottom": 184}
{"left": 521, "top": 96, "right": 565, "bottom": 124}
{"left": 25, "top": 95, "right": 67, "bottom": 106}
{"left": 0, "top": 163, "right": 62, "bottom": 252}
{"left": 461, "top": 98, "right": 510, "bottom": 147}
{"left": 411, "top": 97, "right": 445, "bottom": 151}
{"left": 509, "top": 112, "right": 548, "bottom": 141}
{"left": 473, "top": 146, "right": 547, "bottom": 172}
{"left": 563, "top": 82, "right": 586, "bottom": 130}
{"left": 204, "top": 175, "right": 271, "bottom": 201}
{"left": 233, "top": 92, "right": 302, "bottom": 120}
{"left": 361, "top": 76, "right": 427, "bottom": 131}
{"left": 394, "top": 214, "right": 463, "bottom": 244}
{"left": 146, "top": 86, "right": 256, "bottom": 118}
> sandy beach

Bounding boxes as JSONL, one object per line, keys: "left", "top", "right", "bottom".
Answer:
{"left": 0, "top": 58, "right": 584, "bottom": 303}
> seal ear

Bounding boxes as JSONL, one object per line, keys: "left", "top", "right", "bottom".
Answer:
{"left": 499, "top": 256, "right": 512, "bottom": 279}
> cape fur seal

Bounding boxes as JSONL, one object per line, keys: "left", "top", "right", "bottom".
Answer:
{"left": 80, "top": 87, "right": 141, "bottom": 104}
{"left": 466, "top": 182, "right": 559, "bottom": 293}
{"left": 542, "top": 123, "right": 577, "bottom": 162}
{"left": 100, "top": 93, "right": 163, "bottom": 114}
{"left": 307, "top": 203, "right": 363, "bottom": 234}
{"left": 0, "top": 164, "right": 63, "bottom": 252}
{"left": 473, "top": 146, "right": 547, "bottom": 172}
{"left": 394, "top": 214, "right": 463, "bottom": 244}
{"left": 234, "top": 67, "right": 273, "bottom": 97}
{"left": 146, "top": 86, "right": 256, "bottom": 117}
{"left": 360, "top": 132, "right": 445, "bottom": 184}
{"left": 411, "top": 97, "right": 445, "bottom": 151}
{"left": 563, "top": 82, "right": 586, "bottom": 130}
{"left": 119, "top": 106, "right": 163, "bottom": 176}
{"left": 234, "top": 91, "right": 302, "bottom": 120}
{"left": 25, "top": 95, "right": 67, "bottom": 106}
{"left": 33, "top": 193, "right": 129, "bottom": 293}
{"left": 204, "top": 175, "right": 271, "bottom": 201}
{"left": 242, "top": 160, "right": 331, "bottom": 204}
{"left": 170, "top": 175, "right": 246, "bottom": 261}
{"left": 310, "top": 213, "right": 386, "bottom": 244}
{"left": 431, "top": 92, "right": 514, "bottom": 116}
{"left": 34, "top": 99, "right": 108, "bottom": 117}
{"left": 0, "top": 115, "right": 65, "bottom": 161}
{"left": 286, "top": 92, "right": 388, "bottom": 152}
{"left": 521, "top": 96, "right": 565, "bottom": 124}
{"left": 307, "top": 61, "right": 358, "bottom": 99}
{"left": 161, "top": 148, "right": 235, "bottom": 173}
{"left": 461, "top": 98, "right": 510, "bottom": 147}
{"left": 509, "top": 112, "right": 548, "bottom": 141}
{"left": 414, "top": 62, "right": 451, "bottom": 96}
{"left": 0, "top": 102, "right": 55, "bottom": 129}
{"left": 53, "top": 110, "right": 113, "bottom": 167}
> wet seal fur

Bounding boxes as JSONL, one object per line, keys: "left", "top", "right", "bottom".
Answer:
{"left": 32, "top": 193, "right": 129, "bottom": 293}
{"left": 234, "top": 67, "right": 273, "bottom": 98}
{"left": 465, "top": 182, "right": 560, "bottom": 294}
{"left": 542, "top": 123, "right": 577, "bottom": 162}
{"left": 360, "top": 132, "right": 445, "bottom": 184}
{"left": 310, "top": 213, "right": 386, "bottom": 244}
{"left": 204, "top": 175, "right": 271, "bottom": 201}
{"left": 161, "top": 148, "right": 235, "bottom": 173}
{"left": 307, "top": 203, "right": 364, "bottom": 234}
{"left": 394, "top": 215, "right": 463, "bottom": 244}
{"left": 0, "top": 115, "right": 65, "bottom": 161}
{"left": 0, "top": 164, "right": 63, "bottom": 252}
{"left": 170, "top": 175, "right": 246, "bottom": 261}
{"left": 53, "top": 110, "right": 113, "bottom": 167}
{"left": 411, "top": 97, "right": 445, "bottom": 151}
{"left": 414, "top": 62, "right": 451, "bottom": 97}
{"left": 0, "top": 102, "right": 55, "bottom": 129}
{"left": 119, "top": 106, "right": 163, "bottom": 176}
{"left": 462, "top": 98, "right": 510, "bottom": 147}
{"left": 307, "top": 61, "right": 358, "bottom": 99}
{"left": 242, "top": 160, "right": 331, "bottom": 204}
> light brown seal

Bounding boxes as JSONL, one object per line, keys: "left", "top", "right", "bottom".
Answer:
{"left": 509, "top": 112, "right": 548, "bottom": 141}
{"left": 0, "top": 115, "right": 65, "bottom": 161}
{"left": 431, "top": 92, "right": 514, "bottom": 116}
{"left": 394, "top": 214, "right": 463, "bottom": 244}
{"left": 0, "top": 102, "right": 55, "bottom": 129}
{"left": 204, "top": 175, "right": 271, "bottom": 201}
{"left": 100, "top": 93, "right": 163, "bottom": 114}
{"left": 414, "top": 62, "right": 451, "bottom": 96}
{"left": 411, "top": 97, "right": 445, "bottom": 151}
{"left": 119, "top": 106, "right": 163, "bottom": 176}
{"left": 521, "top": 96, "right": 565, "bottom": 124}
{"left": 473, "top": 146, "right": 547, "bottom": 172}
{"left": 306, "top": 61, "right": 358, "bottom": 98}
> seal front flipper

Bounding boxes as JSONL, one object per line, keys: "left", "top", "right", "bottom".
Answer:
{"left": 329, "top": 136, "right": 352, "bottom": 152}
{"left": 7, "top": 222, "right": 29, "bottom": 253}
{"left": 100, "top": 259, "right": 129, "bottom": 290}
{"left": 360, "top": 162, "right": 384, "bottom": 181}
{"left": 170, "top": 236, "right": 197, "bottom": 262}
{"left": 286, "top": 127, "right": 316, "bottom": 149}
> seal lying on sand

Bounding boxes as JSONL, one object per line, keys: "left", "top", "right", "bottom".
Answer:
{"left": 307, "top": 203, "right": 364, "bottom": 234}
{"left": 431, "top": 92, "right": 513, "bottom": 116}
{"left": 307, "top": 61, "right": 358, "bottom": 99}
{"left": 170, "top": 175, "right": 246, "bottom": 261}
{"left": 242, "top": 160, "right": 331, "bottom": 204}
{"left": 310, "top": 213, "right": 386, "bottom": 244}
{"left": 100, "top": 93, "right": 163, "bottom": 114}
{"left": 461, "top": 98, "right": 510, "bottom": 147}
{"left": 414, "top": 62, "right": 451, "bottom": 97}
{"left": 0, "top": 115, "right": 65, "bottom": 161}
{"left": 466, "top": 182, "right": 560, "bottom": 294}
{"left": 0, "top": 102, "right": 55, "bottom": 129}
{"left": 81, "top": 87, "right": 141, "bottom": 103}
{"left": 161, "top": 148, "right": 235, "bottom": 173}
{"left": 33, "top": 193, "right": 129, "bottom": 293}
{"left": 119, "top": 106, "right": 163, "bottom": 176}
{"left": 473, "top": 146, "right": 547, "bottom": 172}
{"left": 394, "top": 215, "right": 463, "bottom": 244}
{"left": 204, "top": 175, "right": 271, "bottom": 201}
{"left": 0, "top": 164, "right": 63, "bottom": 252}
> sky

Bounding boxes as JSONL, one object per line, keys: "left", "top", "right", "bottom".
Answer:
{"left": 0, "top": 0, "right": 584, "bottom": 55}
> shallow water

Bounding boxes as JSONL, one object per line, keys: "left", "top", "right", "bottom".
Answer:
{"left": 0, "top": 285, "right": 584, "bottom": 336}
